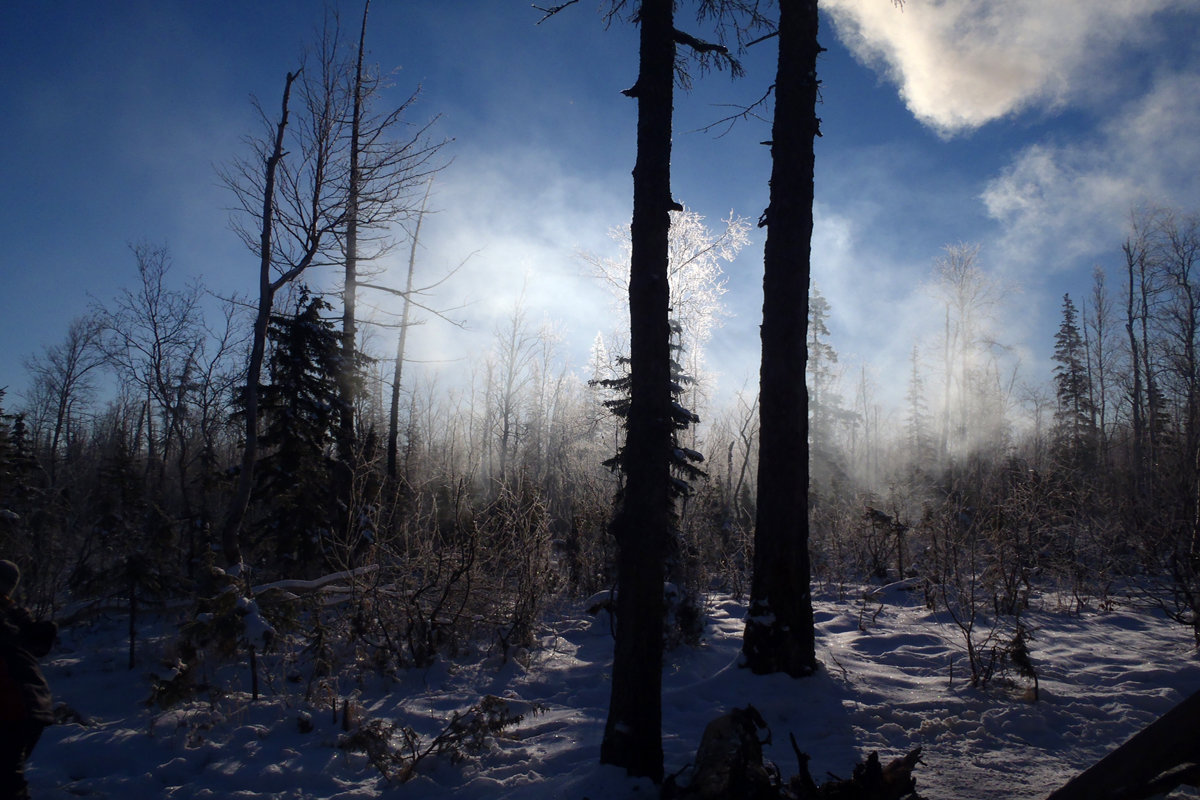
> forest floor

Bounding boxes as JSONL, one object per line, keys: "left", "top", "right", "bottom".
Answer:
{"left": 27, "top": 583, "right": 1200, "bottom": 799}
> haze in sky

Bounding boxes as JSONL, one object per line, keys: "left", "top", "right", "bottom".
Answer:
{"left": 2, "top": 0, "right": 1198, "bottom": 417}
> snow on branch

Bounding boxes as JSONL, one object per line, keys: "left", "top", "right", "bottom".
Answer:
{"left": 251, "top": 564, "right": 380, "bottom": 597}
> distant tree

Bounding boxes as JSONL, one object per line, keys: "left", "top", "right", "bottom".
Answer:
{"left": 1151, "top": 211, "right": 1200, "bottom": 535}
{"left": 484, "top": 297, "right": 540, "bottom": 487}
{"left": 806, "top": 285, "right": 852, "bottom": 487}
{"left": 932, "top": 243, "right": 1003, "bottom": 463}
{"left": 22, "top": 315, "right": 105, "bottom": 485}
{"left": 1122, "top": 220, "right": 1154, "bottom": 504}
{"left": 0, "top": 391, "right": 39, "bottom": 561}
{"left": 1051, "top": 293, "right": 1097, "bottom": 471}
{"left": 904, "top": 344, "right": 935, "bottom": 473}
{"left": 93, "top": 244, "right": 215, "bottom": 519}
{"left": 1085, "top": 266, "right": 1116, "bottom": 464}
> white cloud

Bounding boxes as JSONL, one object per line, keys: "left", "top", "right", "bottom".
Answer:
{"left": 824, "top": 0, "right": 1185, "bottom": 135}
{"left": 981, "top": 71, "right": 1200, "bottom": 271}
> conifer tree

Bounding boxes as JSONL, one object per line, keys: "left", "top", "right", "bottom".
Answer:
{"left": 1052, "top": 293, "right": 1097, "bottom": 471}
{"left": 905, "top": 344, "right": 934, "bottom": 473}
{"left": 256, "top": 290, "right": 350, "bottom": 568}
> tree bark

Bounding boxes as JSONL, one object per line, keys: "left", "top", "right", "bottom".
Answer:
{"left": 741, "top": 0, "right": 819, "bottom": 677}
{"left": 599, "top": 0, "right": 676, "bottom": 781}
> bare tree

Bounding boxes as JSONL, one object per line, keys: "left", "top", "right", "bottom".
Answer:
{"left": 1085, "top": 266, "right": 1117, "bottom": 463}
{"left": 23, "top": 315, "right": 105, "bottom": 484}
{"left": 93, "top": 244, "right": 207, "bottom": 493}
{"left": 487, "top": 297, "right": 540, "bottom": 487}
{"left": 932, "top": 243, "right": 1006, "bottom": 463}
{"left": 338, "top": 0, "right": 445, "bottom": 460}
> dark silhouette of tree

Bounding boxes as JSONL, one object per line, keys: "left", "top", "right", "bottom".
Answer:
{"left": 23, "top": 315, "right": 105, "bottom": 486}
{"left": 597, "top": 0, "right": 677, "bottom": 778}
{"left": 256, "top": 290, "right": 348, "bottom": 569}
{"left": 742, "top": 0, "right": 820, "bottom": 677}
{"left": 1051, "top": 293, "right": 1097, "bottom": 471}
{"left": 538, "top": 0, "right": 744, "bottom": 781}
{"left": 1085, "top": 266, "right": 1116, "bottom": 466}
{"left": 806, "top": 285, "right": 850, "bottom": 486}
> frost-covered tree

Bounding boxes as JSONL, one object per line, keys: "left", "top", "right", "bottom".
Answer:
{"left": 932, "top": 243, "right": 1004, "bottom": 463}
{"left": 484, "top": 298, "right": 539, "bottom": 487}
{"left": 584, "top": 206, "right": 747, "bottom": 423}
{"left": 905, "top": 344, "right": 935, "bottom": 473}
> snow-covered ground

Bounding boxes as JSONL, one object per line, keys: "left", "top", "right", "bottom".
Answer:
{"left": 28, "top": 586, "right": 1200, "bottom": 799}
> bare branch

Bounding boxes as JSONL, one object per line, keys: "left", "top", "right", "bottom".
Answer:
{"left": 533, "top": 0, "right": 581, "bottom": 24}
{"left": 690, "top": 83, "right": 775, "bottom": 137}
{"left": 745, "top": 30, "right": 778, "bottom": 47}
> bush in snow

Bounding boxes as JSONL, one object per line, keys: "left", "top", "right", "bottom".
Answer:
{"left": 338, "top": 694, "right": 535, "bottom": 783}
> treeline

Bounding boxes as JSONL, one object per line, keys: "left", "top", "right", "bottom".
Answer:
{"left": 5, "top": 208, "right": 1199, "bottom": 639}
{"left": 802, "top": 207, "right": 1200, "bottom": 645}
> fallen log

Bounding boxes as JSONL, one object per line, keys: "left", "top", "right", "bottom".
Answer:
{"left": 668, "top": 705, "right": 924, "bottom": 800}
{"left": 788, "top": 742, "right": 923, "bottom": 800}
{"left": 1046, "top": 688, "right": 1200, "bottom": 800}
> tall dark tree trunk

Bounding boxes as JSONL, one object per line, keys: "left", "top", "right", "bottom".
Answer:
{"left": 600, "top": 0, "right": 676, "bottom": 781}
{"left": 741, "top": 0, "right": 819, "bottom": 677}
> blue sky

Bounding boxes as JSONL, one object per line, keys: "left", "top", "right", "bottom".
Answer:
{"left": 3, "top": 1, "right": 1199, "bottom": 420}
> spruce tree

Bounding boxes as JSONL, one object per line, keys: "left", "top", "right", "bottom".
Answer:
{"left": 905, "top": 344, "right": 935, "bottom": 473}
{"left": 255, "top": 290, "right": 349, "bottom": 569}
{"left": 1052, "top": 293, "right": 1097, "bottom": 471}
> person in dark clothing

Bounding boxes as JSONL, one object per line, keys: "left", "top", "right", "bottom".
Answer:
{"left": 0, "top": 560, "right": 56, "bottom": 800}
